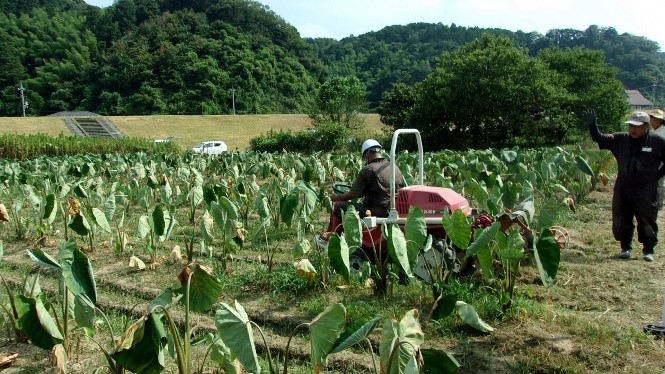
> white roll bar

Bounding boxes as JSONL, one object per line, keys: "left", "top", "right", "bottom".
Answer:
{"left": 387, "top": 129, "right": 423, "bottom": 221}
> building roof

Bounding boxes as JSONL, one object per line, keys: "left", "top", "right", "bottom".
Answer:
{"left": 624, "top": 90, "right": 653, "bottom": 107}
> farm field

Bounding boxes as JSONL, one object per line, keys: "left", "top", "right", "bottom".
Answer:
{"left": 0, "top": 114, "right": 386, "bottom": 151}
{"left": 0, "top": 120, "right": 663, "bottom": 373}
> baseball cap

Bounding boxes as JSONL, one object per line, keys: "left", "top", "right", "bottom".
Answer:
{"left": 625, "top": 111, "right": 650, "bottom": 126}
{"left": 649, "top": 108, "right": 665, "bottom": 120}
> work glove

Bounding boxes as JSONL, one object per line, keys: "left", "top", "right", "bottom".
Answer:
{"left": 584, "top": 108, "right": 597, "bottom": 126}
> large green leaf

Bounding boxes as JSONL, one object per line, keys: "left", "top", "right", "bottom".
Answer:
{"left": 200, "top": 211, "right": 215, "bottom": 243}
{"left": 534, "top": 228, "right": 561, "bottom": 287}
{"left": 104, "top": 193, "right": 116, "bottom": 222}
{"left": 466, "top": 222, "right": 501, "bottom": 259}
{"left": 14, "top": 295, "right": 63, "bottom": 350}
{"left": 342, "top": 205, "right": 362, "bottom": 249}
{"left": 211, "top": 199, "right": 239, "bottom": 237}
{"left": 160, "top": 181, "right": 172, "bottom": 202}
{"left": 331, "top": 316, "right": 382, "bottom": 353}
{"left": 500, "top": 150, "right": 517, "bottom": 163}
{"left": 310, "top": 303, "right": 346, "bottom": 371}
{"left": 441, "top": 209, "right": 470, "bottom": 250}
{"left": 455, "top": 301, "right": 494, "bottom": 333}
{"left": 137, "top": 215, "right": 151, "bottom": 239}
{"left": 73, "top": 183, "right": 88, "bottom": 199}
{"left": 219, "top": 196, "right": 240, "bottom": 222}
{"left": 534, "top": 198, "right": 561, "bottom": 233}
{"left": 500, "top": 182, "right": 520, "bottom": 212}
{"left": 280, "top": 188, "right": 300, "bottom": 227}
{"left": 172, "top": 264, "right": 224, "bottom": 312}
{"left": 379, "top": 309, "right": 424, "bottom": 374}
{"left": 405, "top": 206, "right": 427, "bottom": 267}
{"left": 59, "top": 240, "right": 97, "bottom": 304}
{"left": 112, "top": 314, "right": 167, "bottom": 374}
{"left": 430, "top": 293, "right": 457, "bottom": 320}
{"left": 74, "top": 293, "right": 96, "bottom": 329}
{"left": 151, "top": 205, "right": 166, "bottom": 237}
{"left": 203, "top": 185, "right": 217, "bottom": 206}
{"left": 293, "top": 238, "right": 311, "bottom": 257}
{"left": 328, "top": 234, "right": 350, "bottom": 282}
{"left": 575, "top": 155, "right": 594, "bottom": 177}
{"left": 188, "top": 184, "right": 204, "bottom": 207}
{"left": 254, "top": 196, "right": 270, "bottom": 221}
{"left": 27, "top": 248, "right": 61, "bottom": 270}
{"left": 387, "top": 223, "right": 412, "bottom": 277}
{"left": 296, "top": 181, "right": 318, "bottom": 217}
{"left": 204, "top": 333, "right": 242, "bottom": 374}
{"left": 92, "top": 207, "right": 112, "bottom": 233}
{"left": 160, "top": 207, "right": 177, "bottom": 242}
{"left": 475, "top": 245, "right": 494, "bottom": 280}
{"left": 42, "top": 193, "right": 57, "bottom": 224}
{"left": 422, "top": 348, "right": 460, "bottom": 373}
{"left": 463, "top": 180, "right": 489, "bottom": 212}
{"left": 69, "top": 212, "right": 90, "bottom": 236}
{"left": 215, "top": 301, "right": 260, "bottom": 374}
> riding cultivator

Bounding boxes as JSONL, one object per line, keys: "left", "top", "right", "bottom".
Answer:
{"left": 318, "top": 129, "right": 566, "bottom": 293}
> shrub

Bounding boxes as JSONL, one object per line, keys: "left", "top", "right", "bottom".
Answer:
{"left": 249, "top": 122, "right": 349, "bottom": 153}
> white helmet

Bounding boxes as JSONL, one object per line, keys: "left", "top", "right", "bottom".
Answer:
{"left": 361, "top": 139, "right": 381, "bottom": 156}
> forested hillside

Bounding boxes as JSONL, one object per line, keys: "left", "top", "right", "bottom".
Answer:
{"left": 311, "top": 23, "right": 665, "bottom": 107}
{"left": 0, "top": 0, "right": 663, "bottom": 116}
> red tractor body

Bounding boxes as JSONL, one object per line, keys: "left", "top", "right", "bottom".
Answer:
{"left": 360, "top": 185, "right": 472, "bottom": 251}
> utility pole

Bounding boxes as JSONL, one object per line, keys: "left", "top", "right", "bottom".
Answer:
{"left": 229, "top": 86, "right": 236, "bottom": 115}
{"left": 17, "top": 82, "right": 26, "bottom": 117}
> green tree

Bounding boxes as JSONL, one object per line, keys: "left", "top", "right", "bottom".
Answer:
{"left": 309, "top": 75, "right": 367, "bottom": 129}
{"left": 406, "top": 34, "right": 572, "bottom": 150}
{"left": 378, "top": 82, "right": 416, "bottom": 130}
{"left": 538, "top": 47, "right": 627, "bottom": 136}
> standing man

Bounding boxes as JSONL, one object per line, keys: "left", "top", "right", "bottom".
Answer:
{"left": 586, "top": 110, "right": 665, "bottom": 261}
{"left": 648, "top": 109, "right": 665, "bottom": 137}
{"left": 649, "top": 108, "right": 665, "bottom": 208}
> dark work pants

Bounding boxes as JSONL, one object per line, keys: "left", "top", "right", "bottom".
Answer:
{"left": 612, "top": 181, "right": 658, "bottom": 252}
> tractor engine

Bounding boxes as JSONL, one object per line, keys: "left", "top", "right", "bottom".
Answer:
{"left": 395, "top": 185, "right": 472, "bottom": 217}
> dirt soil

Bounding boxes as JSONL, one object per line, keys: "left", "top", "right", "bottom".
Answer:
{"left": 2, "top": 181, "right": 665, "bottom": 373}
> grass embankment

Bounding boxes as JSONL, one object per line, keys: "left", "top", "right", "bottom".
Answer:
{"left": 0, "top": 114, "right": 386, "bottom": 151}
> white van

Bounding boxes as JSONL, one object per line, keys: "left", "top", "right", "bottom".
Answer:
{"left": 191, "top": 141, "right": 228, "bottom": 155}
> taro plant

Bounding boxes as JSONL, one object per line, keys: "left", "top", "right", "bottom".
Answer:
{"left": 37, "top": 192, "right": 58, "bottom": 246}
{"left": 441, "top": 199, "right": 562, "bottom": 311}
{"left": 0, "top": 242, "right": 35, "bottom": 344}
{"left": 253, "top": 194, "right": 279, "bottom": 272}
{"left": 23, "top": 239, "right": 99, "bottom": 361}
{"left": 66, "top": 183, "right": 113, "bottom": 252}
{"left": 7, "top": 184, "right": 39, "bottom": 240}
{"left": 209, "top": 197, "right": 243, "bottom": 272}
{"left": 137, "top": 203, "right": 176, "bottom": 267}
{"left": 110, "top": 263, "right": 224, "bottom": 374}
{"left": 256, "top": 176, "right": 286, "bottom": 229}
{"left": 214, "top": 300, "right": 460, "bottom": 373}
{"left": 325, "top": 205, "right": 417, "bottom": 296}
{"left": 184, "top": 177, "right": 204, "bottom": 261}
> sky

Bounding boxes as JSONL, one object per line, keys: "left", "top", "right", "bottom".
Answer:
{"left": 83, "top": 0, "right": 664, "bottom": 51}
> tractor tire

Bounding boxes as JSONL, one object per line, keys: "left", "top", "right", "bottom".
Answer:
{"left": 349, "top": 248, "right": 369, "bottom": 277}
{"left": 414, "top": 238, "right": 459, "bottom": 283}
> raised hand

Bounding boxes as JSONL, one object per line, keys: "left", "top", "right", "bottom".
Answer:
{"left": 583, "top": 108, "right": 597, "bottom": 126}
